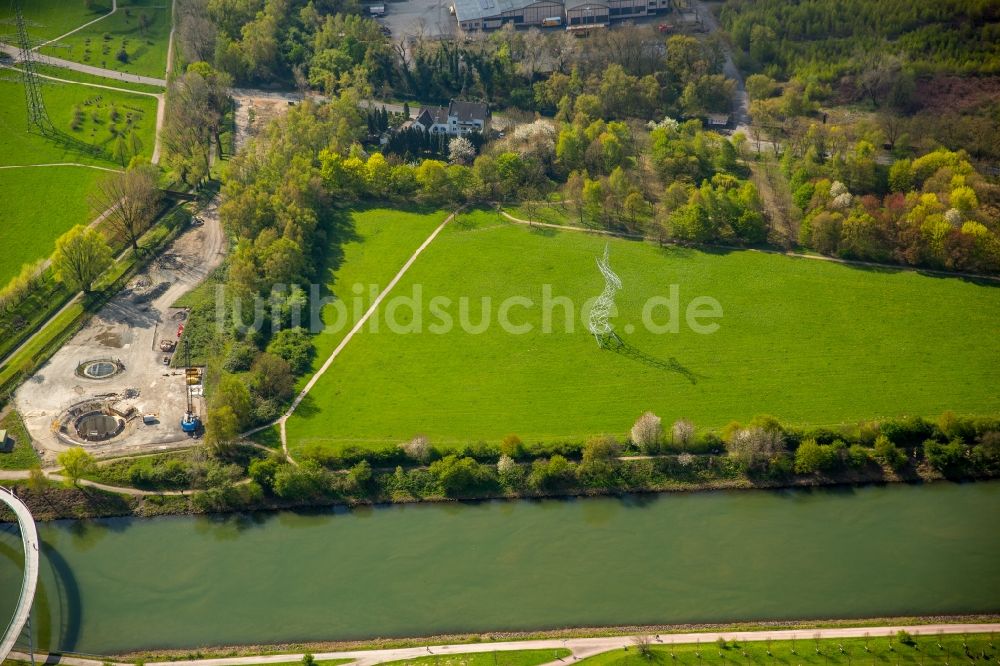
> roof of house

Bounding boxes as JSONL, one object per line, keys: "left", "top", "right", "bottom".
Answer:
{"left": 448, "top": 99, "right": 490, "bottom": 123}
{"left": 453, "top": 0, "right": 550, "bottom": 22}
{"left": 706, "top": 113, "right": 730, "bottom": 125}
{"left": 415, "top": 106, "right": 448, "bottom": 127}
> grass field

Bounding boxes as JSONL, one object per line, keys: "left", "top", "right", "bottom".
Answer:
{"left": 0, "top": 77, "right": 156, "bottom": 284}
{"left": 0, "top": 166, "right": 104, "bottom": 285}
{"left": 0, "top": 79, "right": 157, "bottom": 166}
{"left": 39, "top": 0, "right": 171, "bottom": 79}
{"left": 0, "top": 409, "right": 40, "bottom": 470}
{"left": 575, "top": 633, "right": 996, "bottom": 665}
{"left": 505, "top": 203, "right": 577, "bottom": 227}
{"left": 0, "top": 0, "right": 113, "bottom": 43}
{"left": 285, "top": 209, "right": 1000, "bottom": 454}
{"left": 378, "top": 649, "right": 572, "bottom": 666}
{"left": 303, "top": 206, "right": 453, "bottom": 380}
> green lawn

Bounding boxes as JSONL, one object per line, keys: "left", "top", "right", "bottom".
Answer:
{"left": 0, "top": 0, "right": 113, "bottom": 43}
{"left": 576, "top": 633, "right": 996, "bottom": 665}
{"left": 286, "top": 209, "right": 1000, "bottom": 454}
{"left": 302, "top": 206, "right": 453, "bottom": 384}
{"left": 0, "top": 76, "right": 157, "bottom": 285}
{"left": 0, "top": 409, "right": 40, "bottom": 470}
{"left": 506, "top": 203, "right": 577, "bottom": 227}
{"left": 0, "top": 167, "right": 105, "bottom": 285}
{"left": 40, "top": 0, "right": 171, "bottom": 79}
{"left": 377, "top": 649, "right": 571, "bottom": 666}
{"left": 0, "top": 78, "right": 157, "bottom": 166}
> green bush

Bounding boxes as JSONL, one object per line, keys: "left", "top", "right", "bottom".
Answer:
{"left": 273, "top": 460, "right": 333, "bottom": 500}
{"left": 923, "top": 438, "right": 967, "bottom": 475}
{"left": 529, "top": 455, "right": 576, "bottom": 491}
{"left": 223, "top": 342, "right": 258, "bottom": 372}
{"left": 266, "top": 327, "right": 314, "bottom": 374}
{"left": 874, "top": 434, "right": 907, "bottom": 471}
{"left": 429, "top": 455, "right": 493, "bottom": 496}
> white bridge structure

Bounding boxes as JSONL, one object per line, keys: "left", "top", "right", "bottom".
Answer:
{"left": 0, "top": 486, "right": 39, "bottom": 662}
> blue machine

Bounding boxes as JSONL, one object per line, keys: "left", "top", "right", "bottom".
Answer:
{"left": 180, "top": 383, "right": 201, "bottom": 435}
{"left": 181, "top": 411, "right": 201, "bottom": 434}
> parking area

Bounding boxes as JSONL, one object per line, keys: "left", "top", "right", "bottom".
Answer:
{"left": 375, "top": 0, "right": 458, "bottom": 39}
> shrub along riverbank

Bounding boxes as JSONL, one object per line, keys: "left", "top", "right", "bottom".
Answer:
{"left": 1, "top": 410, "right": 998, "bottom": 522}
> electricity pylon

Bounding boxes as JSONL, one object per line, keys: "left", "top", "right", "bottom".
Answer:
{"left": 12, "top": 0, "right": 55, "bottom": 135}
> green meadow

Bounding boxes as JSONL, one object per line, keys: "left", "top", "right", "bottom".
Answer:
{"left": 303, "top": 206, "right": 452, "bottom": 378}
{"left": 0, "top": 166, "right": 104, "bottom": 285}
{"left": 39, "top": 0, "right": 171, "bottom": 79}
{"left": 575, "top": 633, "right": 997, "bottom": 666}
{"left": 0, "top": 0, "right": 113, "bottom": 43}
{"left": 378, "top": 650, "right": 572, "bottom": 666}
{"left": 286, "top": 209, "right": 1000, "bottom": 454}
{"left": 0, "top": 79, "right": 157, "bottom": 166}
{"left": 0, "top": 77, "right": 157, "bottom": 282}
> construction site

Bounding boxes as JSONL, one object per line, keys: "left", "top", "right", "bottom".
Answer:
{"left": 14, "top": 199, "right": 226, "bottom": 461}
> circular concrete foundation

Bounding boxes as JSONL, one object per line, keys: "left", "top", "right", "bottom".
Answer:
{"left": 77, "top": 359, "right": 124, "bottom": 380}
{"left": 74, "top": 412, "right": 126, "bottom": 441}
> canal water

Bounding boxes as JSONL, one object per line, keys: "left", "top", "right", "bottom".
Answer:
{"left": 1, "top": 482, "right": 999, "bottom": 654}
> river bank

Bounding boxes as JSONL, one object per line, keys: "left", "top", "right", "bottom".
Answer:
{"left": 1, "top": 459, "right": 997, "bottom": 522}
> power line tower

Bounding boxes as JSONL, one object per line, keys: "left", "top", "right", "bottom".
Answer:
{"left": 11, "top": 0, "right": 55, "bottom": 135}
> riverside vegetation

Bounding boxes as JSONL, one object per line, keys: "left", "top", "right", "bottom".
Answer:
{"left": 4, "top": 410, "right": 999, "bottom": 520}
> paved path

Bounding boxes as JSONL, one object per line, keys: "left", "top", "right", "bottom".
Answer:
{"left": 0, "top": 486, "right": 40, "bottom": 663}
{"left": 0, "top": 469, "right": 196, "bottom": 496}
{"left": 244, "top": 208, "right": 464, "bottom": 459}
{"left": 0, "top": 43, "right": 167, "bottom": 87}
{"left": 7, "top": 623, "right": 1000, "bottom": 666}
{"left": 0, "top": 162, "right": 122, "bottom": 172}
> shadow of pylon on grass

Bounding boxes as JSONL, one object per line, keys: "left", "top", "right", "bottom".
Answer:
{"left": 606, "top": 338, "right": 702, "bottom": 385}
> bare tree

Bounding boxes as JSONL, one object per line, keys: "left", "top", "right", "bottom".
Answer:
{"left": 177, "top": 0, "right": 217, "bottom": 63}
{"left": 517, "top": 28, "right": 547, "bottom": 79}
{"left": 632, "top": 635, "right": 654, "bottom": 659}
{"left": 90, "top": 166, "right": 162, "bottom": 253}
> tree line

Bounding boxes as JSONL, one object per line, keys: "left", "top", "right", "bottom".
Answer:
{"left": 175, "top": 0, "right": 736, "bottom": 120}
{"left": 58, "top": 409, "right": 1000, "bottom": 511}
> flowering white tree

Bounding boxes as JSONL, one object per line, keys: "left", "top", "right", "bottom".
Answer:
{"left": 726, "top": 427, "right": 784, "bottom": 471}
{"left": 672, "top": 419, "right": 695, "bottom": 448}
{"left": 499, "top": 119, "right": 557, "bottom": 164}
{"left": 402, "top": 435, "right": 431, "bottom": 463}
{"left": 647, "top": 116, "right": 679, "bottom": 132}
{"left": 448, "top": 136, "right": 476, "bottom": 165}
{"left": 630, "top": 412, "right": 663, "bottom": 452}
